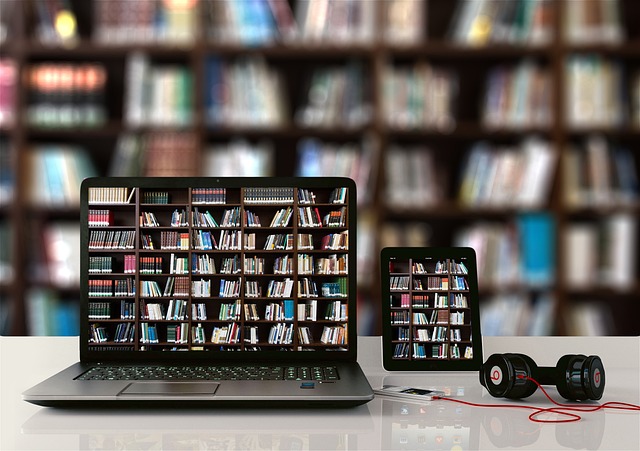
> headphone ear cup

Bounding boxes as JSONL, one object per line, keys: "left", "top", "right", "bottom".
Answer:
{"left": 583, "top": 355, "right": 605, "bottom": 400}
{"left": 510, "top": 354, "right": 539, "bottom": 399}
{"left": 556, "top": 354, "right": 605, "bottom": 401}
{"left": 480, "top": 354, "right": 537, "bottom": 399}
{"left": 480, "top": 354, "right": 512, "bottom": 397}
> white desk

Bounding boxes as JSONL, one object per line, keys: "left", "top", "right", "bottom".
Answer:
{"left": 2, "top": 336, "right": 638, "bottom": 450}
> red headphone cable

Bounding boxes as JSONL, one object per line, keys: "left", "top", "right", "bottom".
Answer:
{"left": 432, "top": 376, "right": 640, "bottom": 424}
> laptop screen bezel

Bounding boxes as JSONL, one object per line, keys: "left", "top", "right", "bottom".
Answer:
{"left": 80, "top": 176, "right": 358, "bottom": 363}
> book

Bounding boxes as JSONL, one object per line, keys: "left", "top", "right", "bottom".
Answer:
{"left": 482, "top": 60, "right": 552, "bottom": 129}
{"left": 43, "top": 222, "right": 80, "bottom": 288}
{"left": 518, "top": 213, "right": 555, "bottom": 287}
{"left": 563, "top": 223, "right": 598, "bottom": 289}
{"left": 564, "top": 0, "right": 623, "bottom": 44}
{"left": 634, "top": 72, "right": 640, "bottom": 126}
{"left": 142, "top": 132, "right": 198, "bottom": 176}
{"left": 203, "top": 140, "right": 274, "bottom": 177}
{"left": 564, "top": 302, "right": 614, "bottom": 336}
{"left": 94, "top": 0, "right": 197, "bottom": 45}
{"left": 296, "top": 0, "right": 375, "bottom": 45}
{"left": 295, "top": 61, "right": 371, "bottom": 129}
{"left": 383, "top": 0, "right": 424, "bottom": 45}
{"left": 0, "top": 138, "right": 13, "bottom": 205}
{"left": 601, "top": 214, "right": 637, "bottom": 290}
{"left": 384, "top": 146, "right": 442, "bottom": 210}
{"left": 453, "top": 222, "right": 523, "bottom": 288}
{"left": 207, "top": 0, "right": 277, "bottom": 46}
{"left": 0, "top": 59, "right": 16, "bottom": 127}
{"left": 26, "top": 288, "right": 79, "bottom": 336}
{"left": 26, "top": 146, "right": 98, "bottom": 207}
{"left": 33, "top": 0, "right": 79, "bottom": 47}
{"left": 457, "top": 137, "right": 556, "bottom": 208}
{"left": 382, "top": 62, "right": 458, "bottom": 131}
{"left": 205, "top": 56, "right": 287, "bottom": 128}
{"left": 563, "top": 136, "right": 638, "bottom": 208}
{"left": 161, "top": 0, "right": 198, "bottom": 44}
{"left": 267, "top": 0, "right": 299, "bottom": 42}
{"left": 565, "top": 55, "right": 624, "bottom": 128}
{"left": 108, "top": 134, "right": 144, "bottom": 177}
{"left": 0, "top": 1, "right": 16, "bottom": 44}
{"left": 448, "top": 0, "right": 554, "bottom": 46}
{"left": 296, "top": 136, "right": 378, "bottom": 206}
{"left": 26, "top": 63, "right": 107, "bottom": 128}
{"left": 125, "top": 54, "right": 193, "bottom": 127}
{"left": 0, "top": 221, "right": 12, "bottom": 285}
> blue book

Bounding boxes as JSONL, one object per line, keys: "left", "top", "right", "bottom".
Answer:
{"left": 241, "top": 0, "right": 276, "bottom": 46}
{"left": 205, "top": 57, "right": 224, "bottom": 125}
{"left": 283, "top": 299, "right": 294, "bottom": 321}
{"left": 518, "top": 213, "right": 555, "bottom": 287}
{"left": 55, "top": 301, "right": 79, "bottom": 336}
{"left": 614, "top": 148, "right": 639, "bottom": 201}
{"left": 296, "top": 139, "right": 323, "bottom": 176}
{"left": 43, "top": 148, "right": 66, "bottom": 205}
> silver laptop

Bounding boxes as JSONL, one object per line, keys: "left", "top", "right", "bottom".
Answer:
{"left": 23, "top": 177, "right": 373, "bottom": 407}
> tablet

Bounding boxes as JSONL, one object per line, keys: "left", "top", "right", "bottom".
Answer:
{"left": 381, "top": 247, "right": 483, "bottom": 371}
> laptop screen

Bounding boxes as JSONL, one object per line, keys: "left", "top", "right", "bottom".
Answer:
{"left": 80, "top": 177, "right": 356, "bottom": 361}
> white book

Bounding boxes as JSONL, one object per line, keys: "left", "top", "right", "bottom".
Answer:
{"left": 602, "top": 214, "right": 637, "bottom": 290}
{"left": 564, "top": 223, "right": 598, "bottom": 289}
{"left": 125, "top": 52, "right": 149, "bottom": 127}
{"left": 519, "top": 137, "right": 556, "bottom": 208}
{"left": 150, "top": 68, "right": 166, "bottom": 125}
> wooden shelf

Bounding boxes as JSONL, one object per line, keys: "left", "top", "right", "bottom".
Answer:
{"left": 1, "top": 0, "right": 639, "bottom": 337}
{"left": 385, "top": 42, "right": 555, "bottom": 58}
{"left": 562, "top": 41, "right": 640, "bottom": 55}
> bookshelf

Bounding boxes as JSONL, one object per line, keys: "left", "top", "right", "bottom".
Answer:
{"left": 388, "top": 257, "right": 474, "bottom": 361}
{"left": 84, "top": 184, "right": 350, "bottom": 350}
{"left": 1, "top": 0, "right": 638, "bottom": 336}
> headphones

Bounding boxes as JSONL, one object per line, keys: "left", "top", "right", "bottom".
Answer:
{"left": 480, "top": 353, "right": 605, "bottom": 401}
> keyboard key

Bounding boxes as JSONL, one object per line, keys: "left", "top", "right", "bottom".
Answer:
{"left": 76, "top": 365, "right": 339, "bottom": 381}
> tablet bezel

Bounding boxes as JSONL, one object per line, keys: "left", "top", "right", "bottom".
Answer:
{"left": 380, "top": 247, "right": 483, "bottom": 371}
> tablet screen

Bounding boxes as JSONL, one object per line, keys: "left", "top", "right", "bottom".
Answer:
{"left": 381, "top": 247, "right": 483, "bottom": 371}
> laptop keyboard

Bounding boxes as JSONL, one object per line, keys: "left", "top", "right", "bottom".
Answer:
{"left": 76, "top": 365, "right": 340, "bottom": 381}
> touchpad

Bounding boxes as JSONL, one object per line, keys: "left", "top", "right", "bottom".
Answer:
{"left": 119, "top": 382, "right": 219, "bottom": 396}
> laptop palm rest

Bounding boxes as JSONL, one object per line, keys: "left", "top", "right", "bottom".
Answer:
{"left": 119, "top": 382, "right": 219, "bottom": 396}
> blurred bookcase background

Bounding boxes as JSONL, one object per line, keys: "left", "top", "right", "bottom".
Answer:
{"left": 0, "top": 0, "right": 638, "bottom": 336}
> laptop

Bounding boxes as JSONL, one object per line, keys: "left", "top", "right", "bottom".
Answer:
{"left": 23, "top": 177, "right": 373, "bottom": 407}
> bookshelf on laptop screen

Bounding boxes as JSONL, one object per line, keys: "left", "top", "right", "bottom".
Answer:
{"left": 81, "top": 178, "right": 355, "bottom": 356}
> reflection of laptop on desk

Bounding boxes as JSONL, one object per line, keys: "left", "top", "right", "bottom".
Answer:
{"left": 22, "top": 407, "right": 375, "bottom": 449}
{"left": 23, "top": 177, "right": 373, "bottom": 407}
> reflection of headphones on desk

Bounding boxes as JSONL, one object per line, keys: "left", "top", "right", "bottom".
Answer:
{"left": 481, "top": 408, "right": 606, "bottom": 449}
{"left": 479, "top": 353, "right": 605, "bottom": 401}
